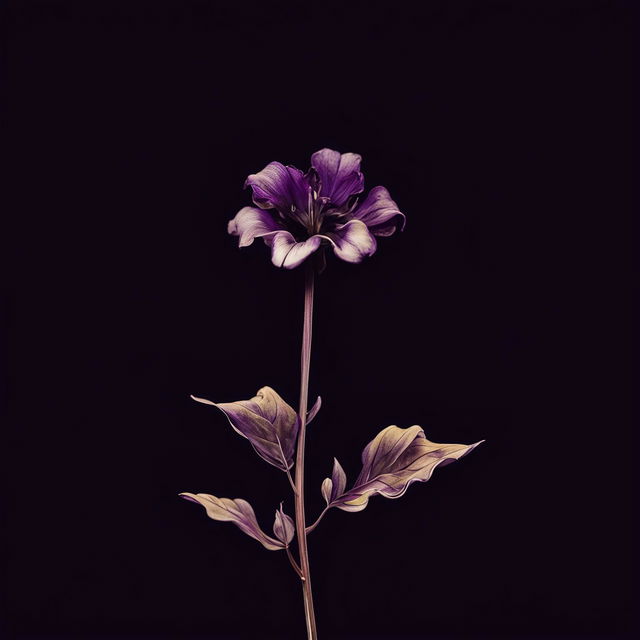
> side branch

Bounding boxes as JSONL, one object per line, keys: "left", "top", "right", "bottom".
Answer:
{"left": 286, "top": 546, "right": 305, "bottom": 580}
{"left": 305, "top": 507, "right": 328, "bottom": 535}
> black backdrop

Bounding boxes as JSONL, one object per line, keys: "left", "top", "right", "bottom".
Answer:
{"left": 3, "top": 1, "right": 635, "bottom": 638}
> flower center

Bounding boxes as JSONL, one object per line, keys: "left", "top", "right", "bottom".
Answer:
{"left": 286, "top": 181, "right": 356, "bottom": 241}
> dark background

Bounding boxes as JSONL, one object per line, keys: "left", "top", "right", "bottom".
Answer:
{"left": 3, "top": 1, "right": 635, "bottom": 638}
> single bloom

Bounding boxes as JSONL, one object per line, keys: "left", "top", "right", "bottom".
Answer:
{"left": 228, "top": 148, "right": 406, "bottom": 269}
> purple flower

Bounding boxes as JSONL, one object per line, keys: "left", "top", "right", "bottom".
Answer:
{"left": 228, "top": 148, "right": 406, "bottom": 269}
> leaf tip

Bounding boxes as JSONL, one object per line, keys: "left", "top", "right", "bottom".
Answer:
{"left": 190, "top": 394, "right": 217, "bottom": 406}
{"left": 307, "top": 395, "right": 322, "bottom": 424}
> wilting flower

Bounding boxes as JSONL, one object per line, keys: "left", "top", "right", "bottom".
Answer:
{"left": 228, "top": 148, "right": 406, "bottom": 269}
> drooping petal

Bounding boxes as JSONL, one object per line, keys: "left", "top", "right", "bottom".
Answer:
{"left": 179, "top": 493, "right": 285, "bottom": 551}
{"left": 321, "top": 458, "right": 347, "bottom": 506}
{"left": 227, "top": 206, "right": 283, "bottom": 247}
{"left": 265, "top": 231, "right": 322, "bottom": 269}
{"left": 318, "top": 219, "right": 377, "bottom": 264}
{"left": 273, "top": 503, "right": 295, "bottom": 546}
{"left": 326, "top": 426, "right": 482, "bottom": 513}
{"left": 351, "top": 186, "right": 406, "bottom": 236}
{"left": 311, "top": 148, "right": 364, "bottom": 207}
{"left": 191, "top": 387, "right": 299, "bottom": 472}
{"left": 245, "top": 161, "right": 310, "bottom": 214}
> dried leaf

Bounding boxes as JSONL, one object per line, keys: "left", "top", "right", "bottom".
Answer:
{"left": 321, "top": 458, "right": 347, "bottom": 505}
{"left": 325, "top": 426, "right": 482, "bottom": 513}
{"left": 191, "top": 386, "right": 299, "bottom": 472}
{"left": 180, "top": 492, "right": 286, "bottom": 551}
{"left": 273, "top": 503, "right": 295, "bottom": 546}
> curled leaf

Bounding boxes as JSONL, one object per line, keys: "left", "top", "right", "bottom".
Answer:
{"left": 307, "top": 395, "right": 322, "bottom": 425}
{"left": 191, "top": 386, "right": 299, "bottom": 472}
{"left": 179, "top": 492, "right": 286, "bottom": 551}
{"left": 321, "top": 457, "right": 347, "bottom": 505}
{"left": 325, "top": 426, "right": 482, "bottom": 513}
{"left": 273, "top": 503, "right": 295, "bottom": 546}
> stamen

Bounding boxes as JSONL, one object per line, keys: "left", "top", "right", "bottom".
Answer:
{"left": 307, "top": 187, "right": 314, "bottom": 231}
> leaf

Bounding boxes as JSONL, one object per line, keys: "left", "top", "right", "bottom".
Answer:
{"left": 179, "top": 492, "right": 286, "bottom": 551}
{"left": 191, "top": 386, "right": 299, "bottom": 472}
{"left": 320, "top": 457, "right": 347, "bottom": 505}
{"left": 273, "top": 503, "right": 295, "bottom": 546}
{"left": 324, "top": 426, "right": 483, "bottom": 513}
{"left": 307, "top": 396, "right": 322, "bottom": 425}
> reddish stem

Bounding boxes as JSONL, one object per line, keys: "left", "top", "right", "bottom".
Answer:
{"left": 294, "top": 263, "right": 318, "bottom": 639}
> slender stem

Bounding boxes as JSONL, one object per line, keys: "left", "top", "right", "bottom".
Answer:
{"left": 305, "top": 507, "right": 328, "bottom": 535}
{"left": 294, "top": 263, "right": 318, "bottom": 639}
{"left": 286, "top": 546, "right": 304, "bottom": 580}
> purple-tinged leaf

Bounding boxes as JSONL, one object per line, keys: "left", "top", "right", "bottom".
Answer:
{"left": 191, "top": 386, "right": 299, "bottom": 472}
{"left": 273, "top": 503, "right": 295, "bottom": 546}
{"left": 307, "top": 396, "right": 322, "bottom": 425}
{"left": 325, "top": 426, "right": 483, "bottom": 513}
{"left": 321, "top": 458, "right": 347, "bottom": 506}
{"left": 179, "top": 493, "right": 285, "bottom": 551}
{"left": 320, "top": 479, "right": 332, "bottom": 505}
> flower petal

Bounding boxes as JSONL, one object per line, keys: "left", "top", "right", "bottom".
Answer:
{"left": 179, "top": 493, "right": 285, "bottom": 551}
{"left": 265, "top": 231, "right": 322, "bottom": 269}
{"left": 227, "top": 206, "right": 282, "bottom": 247}
{"left": 273, "top": 503, "right": 295, "bottom": 546}
{"left": 190, "top": 386, "right": 299, "bottom": 471}
{"left": 245, "top": 161, "right": 310, "bottom": 214}
{"left": 319, "top": 219, "right": 377, "bottom": 264}
{"left": 351, "top": 186, "right": 406, "bottom": 236}
{"left": 311, "top": 148, "right": 364, "bottom": 207}
{"left": 325, "top": 426, "right": 482, "bottom": 513}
